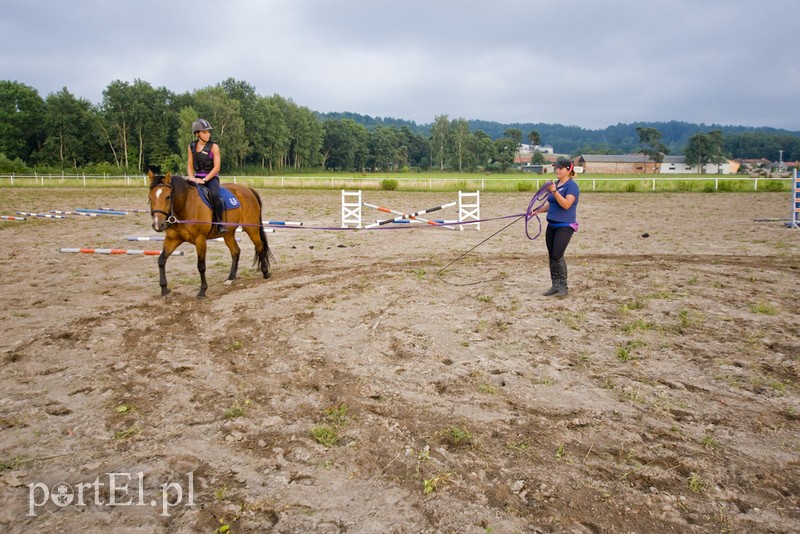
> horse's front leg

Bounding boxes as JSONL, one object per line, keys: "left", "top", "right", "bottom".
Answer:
{"left": 196, "top": 238, "right": 209, "bottom": 298}
{"left": 158, "top": 238, "right": 182, "bottom": 296}
{"left": 224, "top": 232, "right": 242, "bottom": 284}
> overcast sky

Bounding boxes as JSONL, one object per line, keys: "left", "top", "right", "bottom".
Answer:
{"left": 2, "top": 0, "right": 799, "bottom": 131}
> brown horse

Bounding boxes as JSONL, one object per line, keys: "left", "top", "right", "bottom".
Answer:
{"left": 147, "top": 171, "right": 272, "bottom": 297}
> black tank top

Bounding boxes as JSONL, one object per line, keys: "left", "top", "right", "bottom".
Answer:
{"left": 190, "top": 140, "right": 217, "bottom": 176}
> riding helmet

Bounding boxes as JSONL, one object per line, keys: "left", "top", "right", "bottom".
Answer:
{"left": 192, "top": 118, "right": 213, "bottom": 133}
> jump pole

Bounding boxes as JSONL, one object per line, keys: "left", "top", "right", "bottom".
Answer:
{"left": 50, "top": 210, "right": 111, "bottom": 217}
{"left": 59, "top": 248, "right": 185, "bottom": 256}
{"left": 1, "top": 215, "right": 26, "bottom": 221}
{"left": 126, "top": 236, "right": 242, "bottom": 242}
{"left": 17, "top": 212, "right": 67, "bottom": 219}
{"left": 99, "top": 207, "right": 149, "bottom": 213}
{"left": 236, "top": 227, "right": 275, "bottom": 233}
{"left": 363, "top": 201, "right": 458, "bottom": 229}
{"left": 76, "top": 209, "right": 127, "bottom": 216}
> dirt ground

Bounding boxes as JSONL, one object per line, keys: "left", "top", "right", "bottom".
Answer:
{"left": 0, "top": 186, "right": 798, "bottom": 534}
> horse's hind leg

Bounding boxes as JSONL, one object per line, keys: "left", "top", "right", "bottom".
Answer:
{"left": 260, "top": 246, "right": 270, "bottom": 279}
{"left": 245, "top": 226, "right": 270, "bottom": 279}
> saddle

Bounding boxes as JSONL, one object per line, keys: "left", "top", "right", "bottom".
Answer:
{"left": 196, "top": 184, "right": 241, "bottom": 212}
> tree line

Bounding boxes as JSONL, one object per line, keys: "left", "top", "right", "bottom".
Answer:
{"left": 1, "top": 78, "right": 798, "bottom": 176}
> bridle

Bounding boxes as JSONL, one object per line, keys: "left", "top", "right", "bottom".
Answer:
{"left": 149, "top": 182, "right": 178, "bottom": 226}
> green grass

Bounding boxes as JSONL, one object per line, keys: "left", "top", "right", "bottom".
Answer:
{"left": 311, "top": 402, "right": 351, "bottom": 447}
{"left": 1, "top": 172, "right": 791, "bottom": 193}
{"left": 311, "top": 424, "right": 340, "bottom": 447}
{"left": 0, "top": 455, "right": 32, "bottom": 472}
{"left": 749, "top": 302, "right": 778, "bottom": 315}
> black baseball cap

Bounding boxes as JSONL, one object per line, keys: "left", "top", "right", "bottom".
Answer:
{"left": 554, "top": 157, "right": 573, "bottom": 170}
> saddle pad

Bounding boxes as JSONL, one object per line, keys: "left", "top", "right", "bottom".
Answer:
{"left": 198, "top": 185, "right": 241, "bottom": 211}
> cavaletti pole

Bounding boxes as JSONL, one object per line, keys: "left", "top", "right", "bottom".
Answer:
{"left": 59, "top": 248, "right": 185, "bottom": 256}
{"left": 17, "top": 212, "right": 67, "bottom": 219}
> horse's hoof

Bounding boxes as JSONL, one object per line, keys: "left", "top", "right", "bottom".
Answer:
{"left": 161, "top": 288, "right": 171, "bottom": 297}
{"left": 263, "top": 272, "right": 271, "bottom": 279}
{"left": 224, "top": 279, "right": 235, "bottom": 286}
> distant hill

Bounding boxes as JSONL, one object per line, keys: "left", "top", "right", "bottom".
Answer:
{"left": 316, "top": 112, "right": 800, "bottom": 156}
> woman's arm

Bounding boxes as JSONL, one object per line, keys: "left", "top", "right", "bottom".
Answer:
{"left": 207, "top": 143, "right": 222, "bottom": 180}
{"left": 187, "top": 145, "right": 196, "bottom": 181}
{"left": 552, "top": 191, "right": 576, "bottom": 209}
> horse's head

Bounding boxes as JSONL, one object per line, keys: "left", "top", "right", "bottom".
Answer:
{"left": 148, "top": 171, "right": 175, "bottom": 232}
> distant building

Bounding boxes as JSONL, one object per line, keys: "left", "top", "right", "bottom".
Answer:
{"left": 578, "top": 154, "right": 658, "bottom": 174}
{"left": 578, "top": 154, "right": 738, "bottom": 174}
{"left": 518, "top": 144, "right": 554, "bottom": 155}
{"left": 659, "top": 156, "right": 738, "bottom": 174}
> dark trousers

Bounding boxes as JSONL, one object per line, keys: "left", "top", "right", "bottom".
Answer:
{"left": 545, "top": 225, "right": 574, "bottom": 261}
{"left": 204, "top": 176, "right": 223, "bottom": 222}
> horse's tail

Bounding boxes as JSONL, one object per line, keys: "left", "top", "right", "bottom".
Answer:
{"left": 250, "top": 187, "right": 275, "bottom": 268}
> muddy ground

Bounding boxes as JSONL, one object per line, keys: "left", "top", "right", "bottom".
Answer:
{"left": 0, "top": 187, "right": 798, "bottom": 533}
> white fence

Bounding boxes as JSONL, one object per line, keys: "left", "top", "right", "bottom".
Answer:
{"left": 0, "top": 173, "right": 793, "bottom": 192}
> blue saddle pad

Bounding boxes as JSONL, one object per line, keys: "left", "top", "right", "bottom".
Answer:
{"left": 198, "top": 185, "right": 240, "bottom": 211}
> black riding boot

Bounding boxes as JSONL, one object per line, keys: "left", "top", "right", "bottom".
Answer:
{"left": 542, "top": 259, "right": 559, "bottom": 296}
{"left": 554, "top": 257, "right": 568, "bottom": 298}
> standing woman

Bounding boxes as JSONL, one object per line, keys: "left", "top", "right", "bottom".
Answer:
{"left": 187, "top": 118, "right": 226, "bottom": 234}
{"left": 531, "top": 157, "right": 580, "bottom": 297}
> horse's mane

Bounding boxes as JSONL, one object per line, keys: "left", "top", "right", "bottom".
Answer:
{"left": 149, "top": 174, "right": 193, "bottom": 197}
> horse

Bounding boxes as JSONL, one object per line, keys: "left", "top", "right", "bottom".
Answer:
{"left": 147, "top": 171, "right": 273, "bottom": 297}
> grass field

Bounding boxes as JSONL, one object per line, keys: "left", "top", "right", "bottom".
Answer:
{"left": 0, "top": 172, "right": 792, "bottom": 193}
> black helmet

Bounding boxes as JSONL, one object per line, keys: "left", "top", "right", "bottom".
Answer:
{"left": 192, "top": 118, "right": 212, "bottom": 133}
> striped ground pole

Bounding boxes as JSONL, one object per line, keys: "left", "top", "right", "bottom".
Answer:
{"left": 1, "top": 215, "right": 26, "bottom": 221}
{"left": 59, "top": 248, "right": 185, "bottom": 256}
{"left": 363, "top": 201, "right": 458, "bottom": 229}
{"left": 49, "top": 210, "right": 103, "bottom": 217}
{"left": 373, "top": 219, "right": 456, "bottom": 225}
{"left": 99, "top": 207, "right": 149, "bottom": 213}
{"left": 236, "top": 227, "right": 276, "bottom": 233}
{"left": 266, "top": 220, "right": 303, "bottom": 226}
{"left": 126, "top": 236, "right": 241, "bottom": 242}
{"left": 17, "top": 212, "right": 67, "bottom": 219}
{"left": 76, "top": 209, "right": 127, "bottom": 215}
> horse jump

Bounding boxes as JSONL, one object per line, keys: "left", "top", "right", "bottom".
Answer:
{"left": 341, "top": 190, "right": 480, "bottom": 230}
